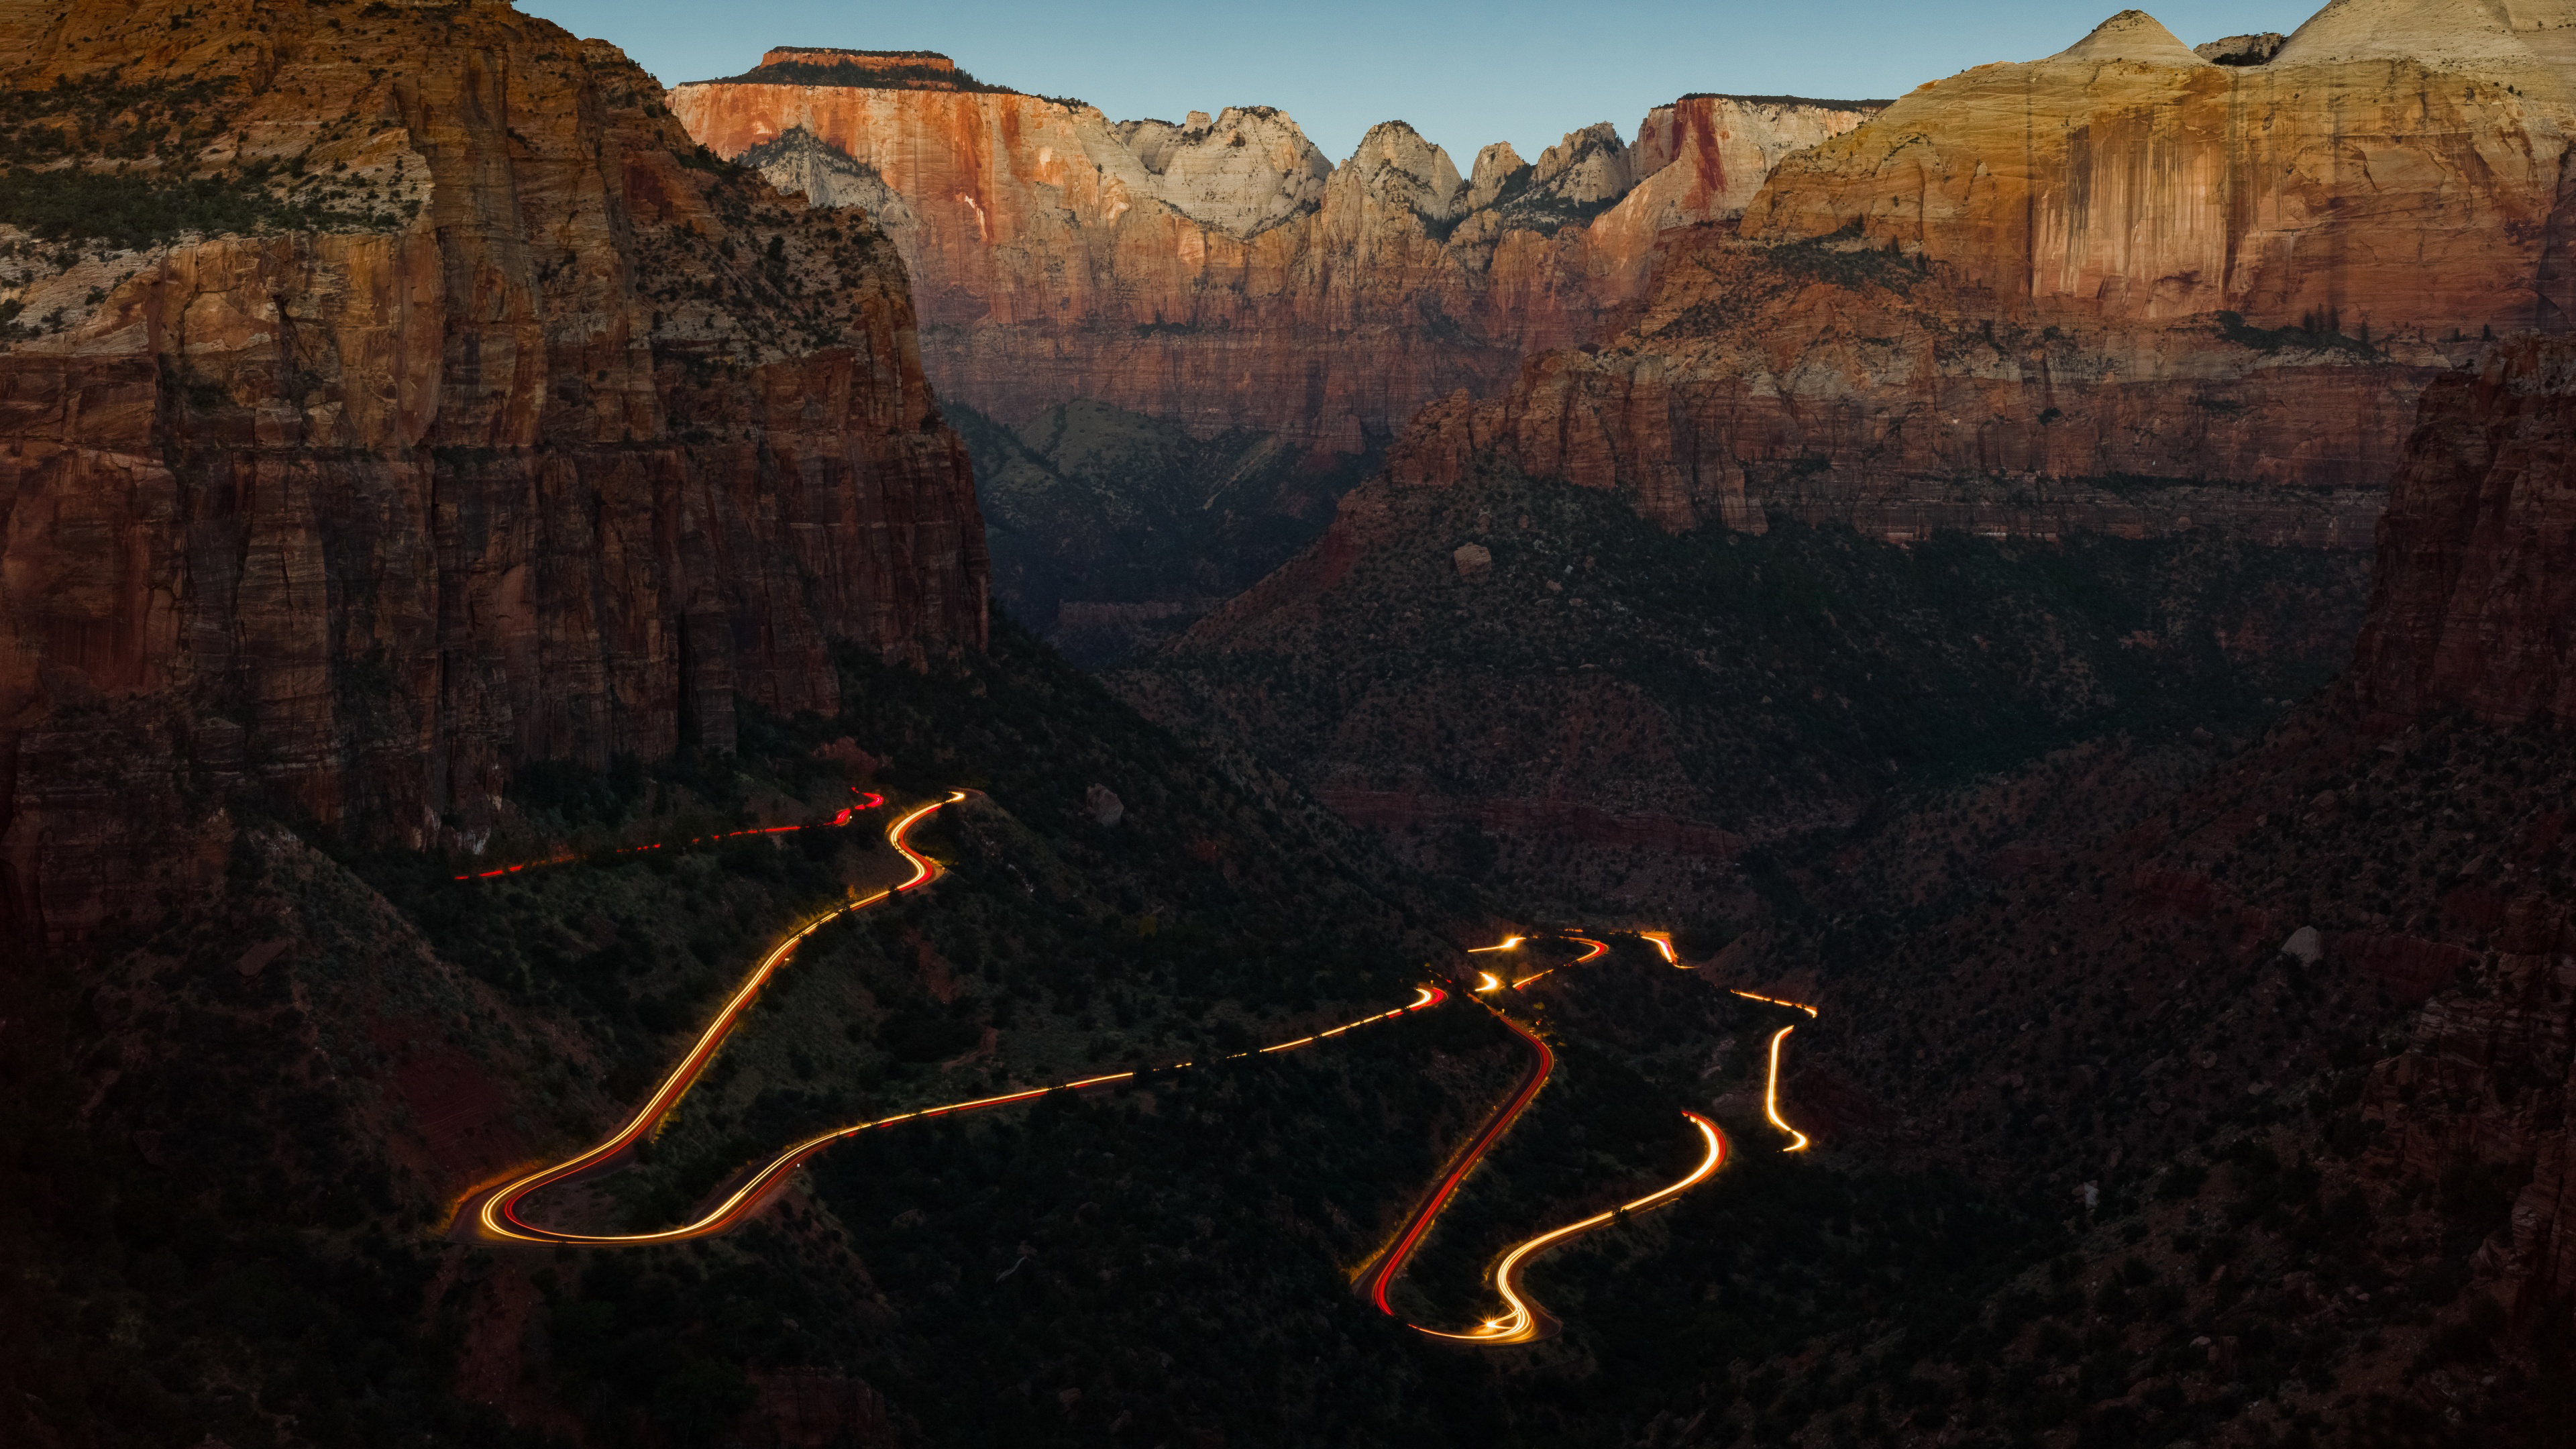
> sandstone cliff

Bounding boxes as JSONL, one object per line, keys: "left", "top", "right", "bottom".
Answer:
{"left": 666, "top": 60, "right": 1878, "bottom": 450}
{"left": 0, "top": 0, "right": 989, "bottom": 940}
{"left": 1383, "top": 2, "right": 2576, "bottom": 539}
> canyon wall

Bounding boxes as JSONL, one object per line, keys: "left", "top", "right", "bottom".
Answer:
{"left": 1384, "top": 3, "right": 2576, "bottom": 539}
{"left": 0, "top": 0, "right": 988, "bottom": 939}
{"left": 667, "top": 62, "right": 1878, "bottom": 449}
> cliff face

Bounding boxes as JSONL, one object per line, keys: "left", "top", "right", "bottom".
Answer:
{"left": 1388, "top": 3, "right": 2576, "bottom": 537}
{"left": 2349, "top": 335, "right": 2576, "bottom": 726}
{"left": 665, "top": 70, "right": 1876, "bottom": 449}
{"left": 0, "top": 0, "right": 988, "bottom": 939}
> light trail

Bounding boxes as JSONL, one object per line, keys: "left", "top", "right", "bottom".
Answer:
{"left": 478, "top": 983, "right": 1448, "bottom": 1244}
{"left": 464, "top": 792, "right": 959, "bottom": 1242}
{"left": 462, "top": 800, "right": 1450, "bottom": 1248}
{"left": 1415, "top": 1112, "right": 1728, "bottom": 1344}
{"left": 1759, "top": 1026, "right": 1809, "bottom": 1152}
{"left": 1364, "top": 949, "right": 1769, "bottom": 1340}
{"left": 1477, "top": 971, "right": 1503, "bottom": 994}
{"left": 1467, "top": 936, "right": 1525, "bottom": 953}
{"left": 1640, "top": 930, "right": 1678, "bottom": 965}
{"left": 1729, "top": 989, "right": 1818, "bottom": 1152}
{"left": 1508, "top": 934, "right": 1606, "bottom": 990}
{"left": 1362, "top": 1003, "right": 1554, "bottom": 1315}
{"left": 1728, "top": 988, "right": 1817, "bottom": 1018}
{"left": 453, "top": 790, "right": 887, "bottom": 881}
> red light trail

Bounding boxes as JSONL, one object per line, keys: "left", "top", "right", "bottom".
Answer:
{"left": 1362, "top": 1000, "right": 1554, "bottom": 1315}
{"left": 453, "top": 790, "right": 886, "bottom": 881}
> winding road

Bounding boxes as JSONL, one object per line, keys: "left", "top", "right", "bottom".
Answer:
{"left": 1361, "top": 936, "right": 1829, "bottom": 1342}
{"left": 1362, "top": 994, "right": 1556, "bottom": 1316}
{"left": 1362, "top": 934, "right": 1741, "bottom": 1343}
{"left": 1730, "top": 989, "right": 1819, "bottom": 1153}
{"left": 1414, "top": 1112, "right": 1726, "bottom": 1344}
{"left": 451, "top": 823, "right": 1807, "bottom": 1347}
{"left": 460, "top": 794, "right": 1446, "bottom": 1245}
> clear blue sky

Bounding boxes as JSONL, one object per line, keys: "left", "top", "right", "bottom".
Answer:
{"left": 519, "top": 0, "right": 2324, "bottom": 163}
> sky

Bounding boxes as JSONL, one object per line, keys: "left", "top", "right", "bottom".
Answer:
{"left": 517, "top": 0, "right": 2326, "bottom": 164}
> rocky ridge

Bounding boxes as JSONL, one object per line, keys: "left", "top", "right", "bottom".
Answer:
{"left": 667, "top": 60, "right": 1880, "bottom": 450}
{"left": 0, "top": 0, "right": 989, "bottom": 940}
{"left": 1381, "top": 1, "right": 2576, "bottom": 540}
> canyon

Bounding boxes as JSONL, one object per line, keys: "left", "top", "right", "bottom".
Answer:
{"left": 1105, "top": 0, "right": 2576, "bottom": 911}
{"left": 0, "top": 1, "right": 988, "bottom": 940}
{"left": 672, "top": 5, "right": 2576, "bottom": 555}
{"left": 5, "top": 2, "right": 2576, "bottom": 1447}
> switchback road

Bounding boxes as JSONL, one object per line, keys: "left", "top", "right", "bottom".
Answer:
{"left": 1366, "top": 934, "right": 1743, "bottom": 1343}
{"left": 458, "top": 792, "right": 1449, "bottom": 1245}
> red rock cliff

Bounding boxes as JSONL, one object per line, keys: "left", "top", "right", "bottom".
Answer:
{"left": 1385, "top": 3, "right": 2576, "bottom": 538}
{"left": 665, "top": 66, "right": 1876, "bottom": 450}
{"left": 0, "top": 0, "right": 989, "bottom": 939}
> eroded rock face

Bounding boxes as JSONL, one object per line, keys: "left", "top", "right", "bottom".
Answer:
{"left": 0, "top": 1, "right": 989, "bottom": 939}
{"left": 2194, "top": 30, "right": 2287, "bottom": 62}
{"left": 666, "top": 65, "right": 1878, "bottom": 449}
{"left": 1114, "top": 107, "right": 1332, "bottom": 237}
{"left": 2349, "top": 336, "right": 2576, "bottom": 727}
{"left": 1388, "top": 1, "right": 2576, "bottom": 537}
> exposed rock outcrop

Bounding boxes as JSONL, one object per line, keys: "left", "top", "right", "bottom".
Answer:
{"left": 667, "top": 62, "right": 1880, "bottom": 449}
{"left": 1381, "top": 1, "right": 2576, "bottom": 538}
{"left": 736, "top": 127, "right": 918, "bottom": 225}
{"left": 0, "top": 1, "right": 989, "bottom": 939}
{"left": 2192, "top": 30, "right": 2287, "bottom": 62}
{"left": 2349, "top": 335, "right": 2576, "bottom": 727}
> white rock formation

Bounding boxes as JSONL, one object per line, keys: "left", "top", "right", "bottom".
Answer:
{"left": 2192, "top": 30, "right": 2286, "bottom": 62}
{"left": 2271, "top": 0, "right": 2545, "bottom": 68}
{"left": 735, "top": 126, "right": 918, "bottom": 231}
{"left": 1128, "top": 107, "right": 1332, "bottom": 238}
{"left": 1466, "top": 142, "right": 1529, "bottom": 211}
{"left": 1332, "top": 121, "right": 1466, "bottom": 224}
{"left": 1525, "top": 121, "right": 1635, "bottom": 207}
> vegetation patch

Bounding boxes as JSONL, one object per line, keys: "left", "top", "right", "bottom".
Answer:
{"left": 2216, "top": 308, "right": 2383, "bottom": 360}
{"left": 1762, "top": 223, "right": 1931, "bottom": 295}
{"left": 0, "top": 163, "right": 393, "bottom": 250}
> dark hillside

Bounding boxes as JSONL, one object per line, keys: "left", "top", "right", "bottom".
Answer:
{"left": 1116, "top": 464, "right": 2371, "bottom": 919}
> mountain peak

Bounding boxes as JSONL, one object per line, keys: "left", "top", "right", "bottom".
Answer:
{"left": 2271, "top": 0, "right": 2540, "bottom": 66}
{"left": 2047, "top": 9, "right": 2210, "bottom": 63}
